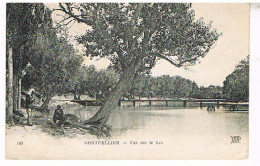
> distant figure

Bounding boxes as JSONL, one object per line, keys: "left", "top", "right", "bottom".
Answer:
{"left": 25, "top": 88, "right": 36, "bottom": 126}
{"left": 207, "top": 104, "right": 215, "bottom": 112}
{"left": 53, "top": 105, "right": 65, "bottom": 125}
{"left": 229, "top": 105, "right": 238, "bottom": 111}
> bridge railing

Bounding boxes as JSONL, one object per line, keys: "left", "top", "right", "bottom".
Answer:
{"left": 118, "top": 99, "right": 249, "bottom": 107}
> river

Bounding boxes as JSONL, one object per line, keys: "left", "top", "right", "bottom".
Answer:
{"left": 60, "top": 103, "right": 249, "bottom": 159}
{"left": 6, "top": 102, "right": 249, "bottom": 159}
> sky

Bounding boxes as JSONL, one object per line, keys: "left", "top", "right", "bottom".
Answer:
{"left": 46, "top": 3, "right": 250, "bottom": 87}
{"left": 152, "top": 3, "right": 250, "bottom": 86}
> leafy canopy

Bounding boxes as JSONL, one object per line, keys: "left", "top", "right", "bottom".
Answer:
{"left": 59, "top": 3, "right": 221, "bottom": 73}
{"left": 223, "top": 56, "right": 249, "bottom": 101}
{"left": 7, "top": 3, "right": 53, "bottom": 74}
{"left": 23, "top": 28, "right": 83, "bottom": 97}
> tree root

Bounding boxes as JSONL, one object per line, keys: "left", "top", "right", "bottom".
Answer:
{"left": 10, "top": 113, "right": 111, "bottom": 138}
{"left": 65, "top": 122, "right": 111, "bottom": 138}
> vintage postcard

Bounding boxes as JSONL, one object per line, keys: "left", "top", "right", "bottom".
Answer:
{"left": 5, "top": 3, "right": 249, "bottom": 159}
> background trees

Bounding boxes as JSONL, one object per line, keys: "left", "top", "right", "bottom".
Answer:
{"left": 74, "top": 65, "right": 119, "bottom": 101}
{"left": 195, "top": 85, "right": 223, "bottom": 99}
{"left": 22, "top": 29, "right": 83, "bottom": 109}
{"left": 76, "top": 67, "right": 225, "bottom": 101}
{"left": 223, "top": 56, "right": 249, "bottom": 101}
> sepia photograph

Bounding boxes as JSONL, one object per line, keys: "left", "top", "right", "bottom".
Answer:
{"left": 5, "top": 2, "right": 250, "bottom": 160}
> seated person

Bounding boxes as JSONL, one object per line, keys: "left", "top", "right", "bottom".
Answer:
{"left": 53, "top": 105, "right": 65, "bottom": 125}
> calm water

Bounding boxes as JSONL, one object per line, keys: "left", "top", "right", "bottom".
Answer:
{"left": 63, "top": 104, "right": 248, "bottom": 140}
{"left": 52, "top": 102, "right": 249, "bottom": 159}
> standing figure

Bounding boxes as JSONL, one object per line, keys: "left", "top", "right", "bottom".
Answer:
{"left": 25, "top": 88, "right": 35, "bottom": 126}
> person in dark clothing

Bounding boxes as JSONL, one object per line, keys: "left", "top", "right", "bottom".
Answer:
{"left": 25, "top": 89, "right": 35, "bottom": 126}
{"left": 207, "top": 103, "right": 215, "bottom": 111}
{"left": 53, "top": 105, "right": 65, "bottom": 125}
{"left": 25, "top": 94, "right": 34, "bottom": 109}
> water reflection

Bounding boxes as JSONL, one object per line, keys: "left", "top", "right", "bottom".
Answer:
{"left": 63, "top": 105, "right": 248, "bottom": 140}
{"left": 48, "top": 104, "right": 248, "bottom": 158}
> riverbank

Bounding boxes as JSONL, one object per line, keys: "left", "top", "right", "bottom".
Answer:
{"left": 5, "top": 123, "right": 99, "bottom": 159}
{"left": 6, "top": 98, "right": 102, "bottom": 148}
{"left": 6, "top": 109, "right": 101, "bottom": 159}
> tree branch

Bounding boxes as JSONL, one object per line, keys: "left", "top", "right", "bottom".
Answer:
{"left": 59, "top": 3, "right": 92, "bottom": 25}
{"left": 156, "top": 54, "right": 180, "bottom": 67}
{"left": 129, "top": 3, "right": 145, "bottom": 52}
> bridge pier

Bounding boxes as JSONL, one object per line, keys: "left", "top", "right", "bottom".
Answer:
{"left": 166, "top": 101, "right": 168, "bottom": 106}
{"left": 229, "top": 104, "right": 238, "bottom": 111}
{"left": 183, "top": 100, "right": 187, "bottom": 107}
{"left": 216, "top": 101, "right": 220, "bottom": 108}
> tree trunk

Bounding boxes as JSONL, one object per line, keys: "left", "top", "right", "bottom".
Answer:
{"left": 6, "top": 46, "right": 14, "bottom": 123}
{"left": 78, "top": 94, "right": 81, "bottom": 100}
{"left": 13, "top": 73, "right": 18, "bottom": 111}
{"left": 73, "top": 93, "right": 77, "bottom": 100}
{"left": 40, "top": 94, "right": 52, "bottom": 110}
{"left": 17, "top": 77, "right": 22, "bottom": 109}
{"left": 13, "top": 73, "right": 22, "bottom": 110}
{"left": 84, "top": 59, "right": 143, "bottom": 125}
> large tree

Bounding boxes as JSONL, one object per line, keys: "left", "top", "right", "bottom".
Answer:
{"left": 6, "top": 3, "right": 53, "bottom": 122}
{"left": 58, "top": 3, "right": 221, "bottom": 125}
{"left": 22, "top": 29, "right": 83, "bottom": 109}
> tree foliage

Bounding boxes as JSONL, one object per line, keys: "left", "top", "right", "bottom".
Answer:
{"left": 223, "top": 56, "right": 249, "bottom": 101}
{"left": 59, "top": 3, "right": 221, "bottom": 73}
{"left": 6, "top": 3, "right": 57, "bottom": 114}
{"left": 22, "top": 29, "right": 83, "bottom": 99}
{"left": 195, "top": 85, "right": 223, "bottom": 99}
{"left": 77, "top": 67, "right": 224, "bottom": 100}
{"left": 77, "top": 68, "right": 225, "bottom": 100}
{"left": 126, "top": 75, "right": 198, "bottom": 99}
{"left": 7, "top": 3, "right": 53, "bottom": 75}
{"left": 74, "top": 65, "right": 119, "bottom": 100}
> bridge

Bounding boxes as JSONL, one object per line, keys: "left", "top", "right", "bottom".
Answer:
{"left": 59, "top": 98, "right": 248, "bottom": 111}
{"left": 117, "top": 99, "right": 249, "bottom": 108}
